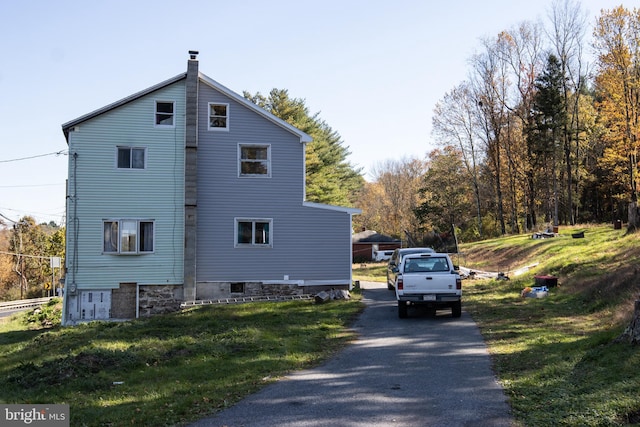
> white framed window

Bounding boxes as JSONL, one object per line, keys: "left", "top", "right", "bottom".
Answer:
{"left": 103, "top": 220, "right": 154, "bottom": 254}
{"left": 117, "top": 147, "right": 146, "bottom": 169}
{"left": 208, "top": 102, "right": 229, "bottom": 130}
{"left": 155, "top": 101, "right": 175, "bottom": 127}
{"left": 238, "top": 144, "right": 270, "bottom": 177}
{"left": 235, "top": 218, "right": 272, "bottom": 248}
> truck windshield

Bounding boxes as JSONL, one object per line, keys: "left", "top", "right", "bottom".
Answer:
{"left": 404, "top": 258, "right": 449, "bottom": 273}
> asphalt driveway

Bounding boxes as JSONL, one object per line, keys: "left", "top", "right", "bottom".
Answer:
{"left": 189, "top": 281, "right": 514, "bottom": 427}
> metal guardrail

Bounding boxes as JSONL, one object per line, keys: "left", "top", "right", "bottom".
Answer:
{"left": 181, "top": 294, "right": 313, "bottom": 308}
{"left": 0, "top": 297, "right": 55, "bottom": 312}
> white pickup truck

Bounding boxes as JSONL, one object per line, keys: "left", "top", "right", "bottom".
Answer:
{"left": 395, "top": 252, "right": 462, "bottom": 318}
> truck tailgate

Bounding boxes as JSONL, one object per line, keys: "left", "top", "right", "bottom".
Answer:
{"left": 402, "top": 272, "right": 458, "bottom": 293}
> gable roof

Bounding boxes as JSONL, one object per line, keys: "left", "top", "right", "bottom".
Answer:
{"left": 61, "top": 70, "right": 313, "bottom": 144}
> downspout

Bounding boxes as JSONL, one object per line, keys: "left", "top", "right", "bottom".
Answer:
{"left": 62, "top": 149, "right": 79, "bottom": 326}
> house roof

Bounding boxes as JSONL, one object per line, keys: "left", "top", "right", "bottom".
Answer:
{"left": 61, "top": 70, "right": 313, "bottom": 144}
{"left": 303, "top": 201, "right": 361, "bottom": 215}
{"left": 352, "top": 230, "right": 400, "bottom": 243}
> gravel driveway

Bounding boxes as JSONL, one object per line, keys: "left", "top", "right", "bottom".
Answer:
{"left": 189, "top": 281, "right": 514, "bottom": 427}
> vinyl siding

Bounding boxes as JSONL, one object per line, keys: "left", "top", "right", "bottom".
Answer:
{"left": 196, "top": 81, "right": 353, "bottom": 283}
{"left": 65, "top": 82, "right": 185, "bottom": 289}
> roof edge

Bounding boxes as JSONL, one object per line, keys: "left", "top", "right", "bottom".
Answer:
{"left": 303, "top": 201, "right": 361, "bottom": 215}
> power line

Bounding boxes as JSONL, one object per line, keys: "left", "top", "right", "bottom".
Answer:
{"left": 0, "top": 212, "right": 19, "bottom": 224}
{"left": 0, "top": 150, "right": 68, "bottom": 163}
{"left": 0, "top": 250, "right": 57, "bottom": 260}
{"left": 0, "top": 183, "right": 65, "bottom": 188}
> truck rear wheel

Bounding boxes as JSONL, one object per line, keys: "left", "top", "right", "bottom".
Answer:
{"left": 398, "top": 301, "right": 408, "bottom": 318}
{"left": 451, "top": 301, "right": 462, "bottom": 318}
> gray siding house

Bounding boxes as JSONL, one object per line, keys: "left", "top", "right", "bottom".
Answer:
{"left": 61, "top": 52, "right": 359, "bottom": 324}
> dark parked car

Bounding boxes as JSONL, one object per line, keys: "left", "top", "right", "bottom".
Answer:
{"left": 386, "top": 247, "right": 435, "bottom": 290}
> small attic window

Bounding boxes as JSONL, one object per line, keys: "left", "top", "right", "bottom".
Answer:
{"left": 155, "top": 101, "right": 175, "bottom": 127}
{"left": 208, "top": 103, "right": 229, "bottom": 130}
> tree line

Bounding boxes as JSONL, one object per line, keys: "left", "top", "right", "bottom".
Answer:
{"left": 357, "top": 3, "right": 640, "bottom": 242}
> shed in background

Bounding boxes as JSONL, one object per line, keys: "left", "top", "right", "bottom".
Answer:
{"left": 352, "top": 229, "right": 401, "bottom": 262}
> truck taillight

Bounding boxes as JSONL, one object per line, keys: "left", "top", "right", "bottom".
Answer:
{"left": 456, "top": 278, "right": 462, "bottom": 290}
{"left": 397, "top": 277, "right": 403, "bottom": 290}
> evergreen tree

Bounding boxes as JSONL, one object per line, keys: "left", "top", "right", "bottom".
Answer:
{"left": 531, "top": 54, "right": 568, "bottom": 225}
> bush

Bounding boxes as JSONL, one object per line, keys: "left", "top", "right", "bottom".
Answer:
{"left": 23, "top": 298, "right": 62, "bottom": 328}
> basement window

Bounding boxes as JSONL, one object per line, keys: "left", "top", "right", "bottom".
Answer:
{"left": 230, "top": 283, "right": 245, "bottom": 293}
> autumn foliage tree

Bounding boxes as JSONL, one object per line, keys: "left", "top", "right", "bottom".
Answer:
{"left": 359, "top": 158, "right": 427, "bottom": 240}
{"left": 1, "top": 217, "right": 65, "bottom": 300}
{"left": 415, "top": 147, "right": 474, "bottom": 234}
{"left": 593, "top": 6, "right": 640, "bottom": 230}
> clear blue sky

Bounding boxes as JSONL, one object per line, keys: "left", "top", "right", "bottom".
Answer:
{"left": 0, "top": 0, "right": 626, "bottom": 225}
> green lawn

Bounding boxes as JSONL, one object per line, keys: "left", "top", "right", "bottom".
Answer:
{"left": 460, "top": 225, "right": 640, "bottom": 426}
{"left": 0, "top": 297, "right": 364, "bottom": 426}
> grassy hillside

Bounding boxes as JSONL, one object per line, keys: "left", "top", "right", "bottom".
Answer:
{"left": 458, "top": 224, "right": 640, "bottom": 426}
{"left": 0, "top": 298, "right": 363, "bottom": 427}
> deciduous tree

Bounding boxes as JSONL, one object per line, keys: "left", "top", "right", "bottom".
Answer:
{"left": 415, "top": 147, "right": 473, "bottom": 233}
{"left": 593, "top": 6, "right": 640, "bottom": 230}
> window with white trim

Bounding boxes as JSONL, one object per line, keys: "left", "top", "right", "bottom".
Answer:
{"left": 239, "top": 144, "right": 270, "bottom": 177}
{"left": 117, "top": 147, "right": 146, "bottom": 169}
{"left": 155, "top": 101, "right": 175, "bottom": 127}
{"left": 235, "top": 218, "right": 272, "bottom": 247}
{"left": 208, "top": 103, "right": 229, "bottom": 130}
{"left": 103, "top": 220, "right": 154, "bottom": 254}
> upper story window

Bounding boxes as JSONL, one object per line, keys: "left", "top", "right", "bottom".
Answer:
{"left": 239, "top": 144, "right": 270, "bottom": 177}
{"left": 235, "top": 218, "right": 272, "bottom": 248}
{"left": 155, "top": 101, "right": 175, "bottom": 127}
{"left": 117, "top": 147, "right": 146, "bottom": 169}
{"left": 208, "top": 103, "right": 229, "bottom": 130}
{"left": 103, "top": 220, "right": 154, "bottom": 254}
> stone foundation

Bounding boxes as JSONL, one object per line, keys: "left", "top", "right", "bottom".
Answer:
{"left": 138, "top": 285, "right": 183, "bottom": 317}
{"left": 196, "top": 281, "right": 350, "bottom": 300}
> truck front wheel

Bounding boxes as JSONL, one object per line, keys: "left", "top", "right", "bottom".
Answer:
{"left": 398, "top": 301, "right": 408, "bottom": 318}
